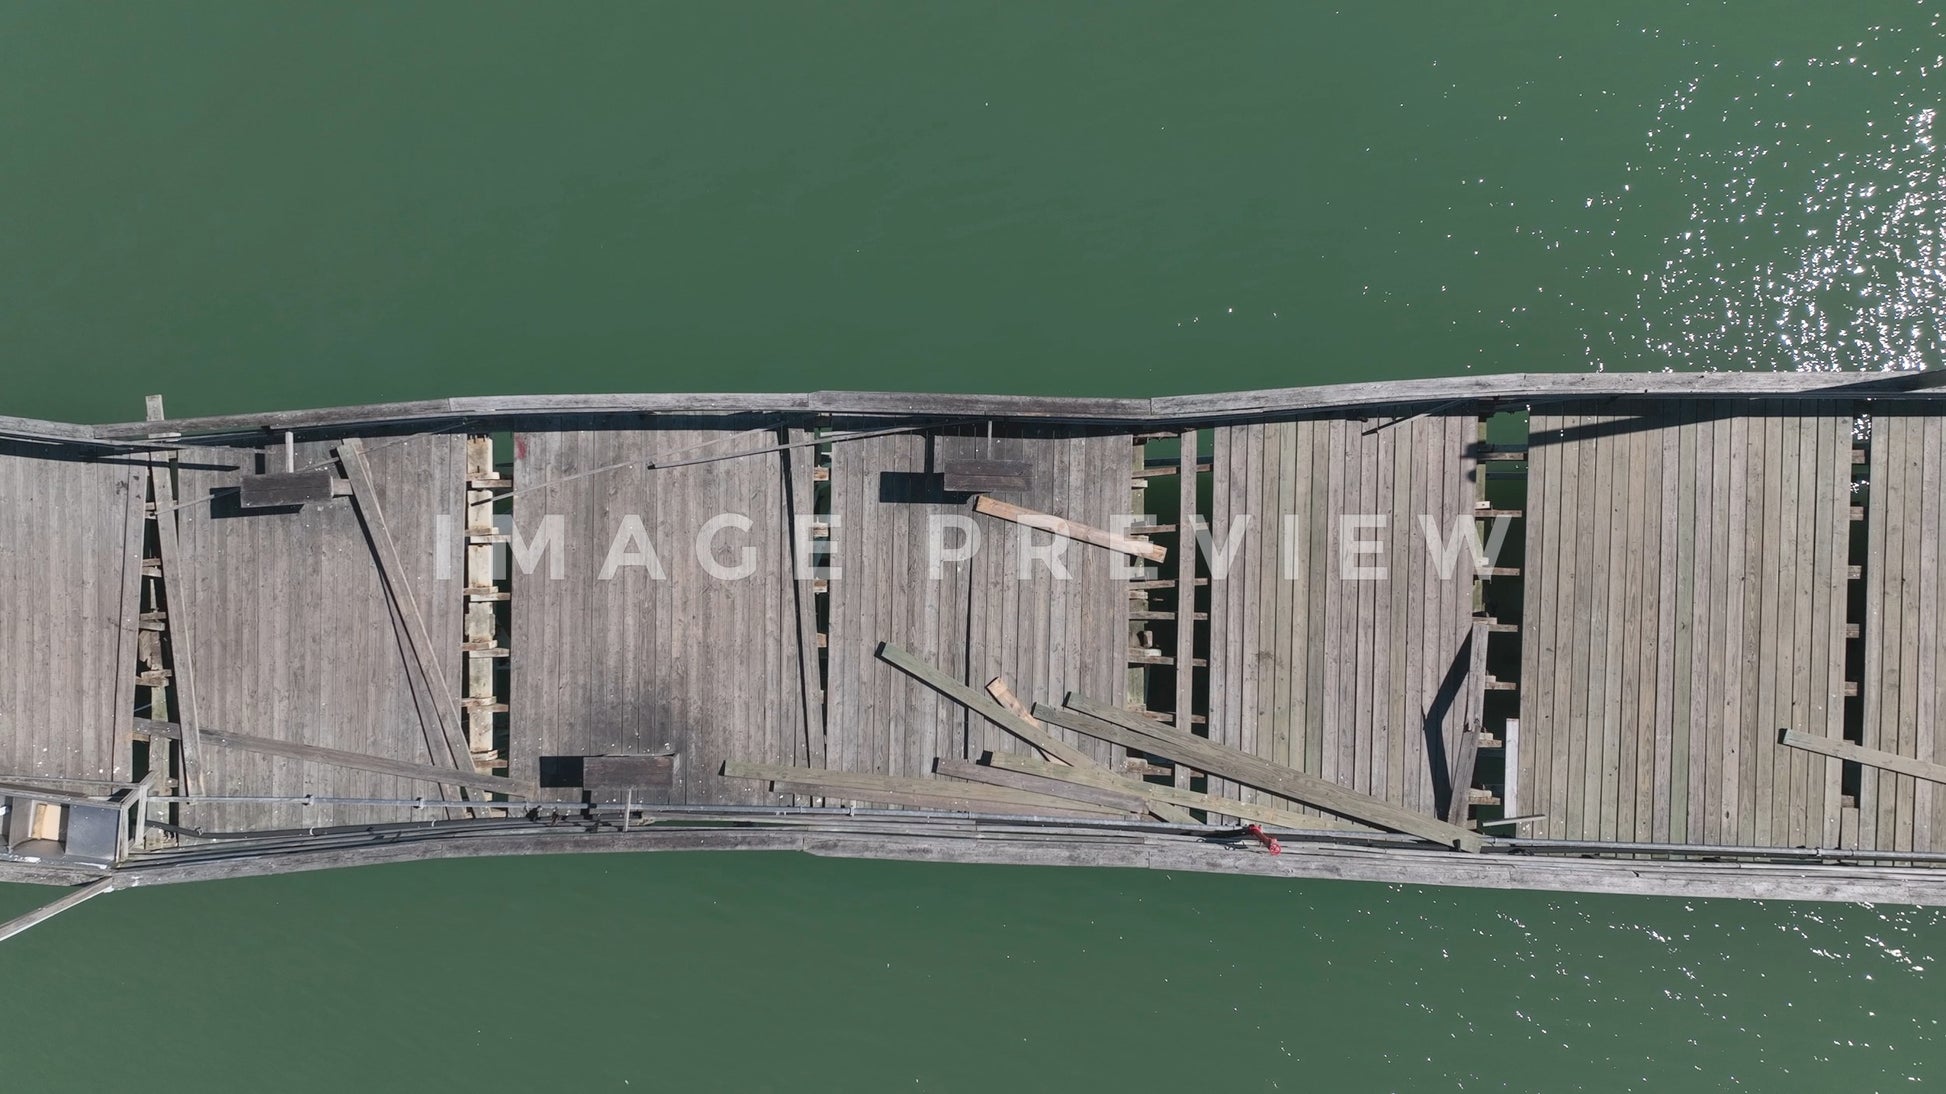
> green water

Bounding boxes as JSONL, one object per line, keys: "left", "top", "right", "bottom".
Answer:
{"left": 3, "top": 3, "right": 1944, "bottom": 1089}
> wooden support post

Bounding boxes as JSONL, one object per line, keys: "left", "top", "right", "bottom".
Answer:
{"left": 1044, "top": 694, "right": 1484, "bottom": 851}
{"left": 147, "top": 455, "right": 205, "bottom": 797}
{"left": 972, "top": 494, "right": 1167, "bottom": 563}
{"left": 336, "top": 439, "right": 472, "bottom": 788}
{"left": 0, "top": 879, "right": 116, "bottom": 945}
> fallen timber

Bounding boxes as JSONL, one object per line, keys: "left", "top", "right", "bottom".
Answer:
{"left": 6, "top": 371, "right": 1946, "bottom": 911}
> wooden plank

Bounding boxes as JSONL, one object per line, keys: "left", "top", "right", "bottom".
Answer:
{"left": 982, "top": 750, "right": 1371, "bottom": 832}
{"left": 783, "top": 428, "right": 826, "bottom": 771}
{"left": 1173, "top": 428, "right": 1198, "bottom": 790}
{"left": 1446, "top": 725, "right": 1480, "bottom": 827}
{"left": 936, "top": 758, "right": 1151, "bottom": 814}
{"left": 1653, "top": 403, "right": 1683, "bottom": 842}
{"left": 1923, "top": 417, "right": 1945, "bottom": 850}
{"left": 1780, "top": 731, "right": 1946, "bottom": 789}
{"left": 976, "top": 677, "right": 1193, "bottom": 825}
{"left": 971, "top": 494, "right": 1166, "bottom": 563}
{"left": 0, "top": 879, "right": 116, "bottom": 945}
{"left": 1043, "top": 695, "right": 1484, "bottom": 851}
{"left": 147, "top": 457, "right": 206, "bottom": 797}
{"left": 81, "top": 369, "right": 1946, "bottom": 442}
{"left": 336, "top": 439, "right": 470, "bottom": 780}
{"left": 134, "top": 718, "right": 531, "bottom": 795}
{"left": 878, "top": 642, "right": 1094, "bottom": 769}
{"left": 720, "top": 761, "right": 1132, "bottom": 817}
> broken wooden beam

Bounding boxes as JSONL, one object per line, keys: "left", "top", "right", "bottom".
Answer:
{"left": 0, "top": 879, "right": 116, "bottom": 945}
{"left": 1779, "top": 730, "right": 1946, "bottom": 787}
{"left": 982, "top": 750, "right": 1371, "bottom": 833}
{"left": 336, "top": 438, "right": 472, "bottom": 788}
{"left": 877, "top": 644, "right": 1095, "bottom": 768}
{"left": 147, "top": 457, "right": 206, "bottom": 796}
{"left": 936, "top": 758, "right": 1151, "bottom": 815}
{"left": 720, "top": 760, "right": 1131, "bottom": 818}
{"left": 1042, "top": 694, "right": 1484, "bottom": 851}
{"left": 971, "top": 495, "right": 1167, "bottom": 563}
{"left": 878, "top": 645, "right": 1195, "bottom": 823}
{"left": 133, "top": 718, "right": 530, "bottom": 796}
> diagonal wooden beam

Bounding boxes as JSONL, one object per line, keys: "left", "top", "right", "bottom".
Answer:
{"left": 982, "top": 749, "right": 1368, "bottom": 832}
{"left": 1045, "top": 694, "right": 1483, "bottom": 851}
{"left": 972, "top": 495, "right": 1166, "bottom": 563}
{"left": 877, "top": 644, "right": 1195, "bottom": 823}
{"left": 147, "top": 456, "right": 206, "bottom": 796}
{"left": 133, "top": 718, "right": 531, "bottom": 796}
{"left": 336, "top": 439, "right": 471, "bottom": 786}
{"left": 1780, "top": 729, "right": 1946, "bottom": 787}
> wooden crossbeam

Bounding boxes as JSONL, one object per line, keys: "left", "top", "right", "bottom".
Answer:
{"left": 972, "top": 495, "right": 1167, "bottom": 563}
{"left": 1043, "top": 694, "right": 1484, "bottom": 851}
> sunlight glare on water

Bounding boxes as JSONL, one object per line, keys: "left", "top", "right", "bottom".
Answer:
{"left": 1570, "top": 7, "right": 1946, "bottom": 373}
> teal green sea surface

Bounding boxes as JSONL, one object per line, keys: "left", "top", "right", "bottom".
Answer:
{"left": 3, "top": 3, "right": 1943, "bottom": 1089}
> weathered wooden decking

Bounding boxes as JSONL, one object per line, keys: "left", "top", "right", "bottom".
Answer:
{"left": 7, "top": 371, "right": 1946, "bottom": 904}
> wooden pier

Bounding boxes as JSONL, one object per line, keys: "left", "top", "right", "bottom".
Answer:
{"left": 4, "top": 370, "right": 1946, "bottom": 906}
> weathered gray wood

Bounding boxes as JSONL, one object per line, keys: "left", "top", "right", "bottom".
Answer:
{"left": 134, "top": 718, "right": 531, "bottom": 795}
{"left": 783, "top": 427, "right": 826, "bottom": 772}
{"left": 1173, "top": 429, "right": 1198, "bottom": 790}
{"left": 720, "top": 760, "right": 1132, "bottom": 817}
{"left": 86, "top": 370, "right": 1946, "bottom": 441}
{"left": 0, "top": 879, "right": 116, "bottom": 944}
{"left": 148, "top": 457, "right": 206, "bottom": 796}
{"left": 972, "top": 494, "right": 1166, "bottom": 563}
{"left": 337, "top": 439, "right": 469, "bottom": 782}
{"left": 877, "top": 642, "right": 1095, "bottom": 769}
{"left": 981, "top": 750, "right": 1370, "bottom": 831}
{"left": 936, "top": 758, "right": 1151, "bottom": 813}
{"left": 1781, "top": 730, "right": 1946, "bottom": 789}
{"left": 1044, "top": 695, "right": 1483, "bottom": 851}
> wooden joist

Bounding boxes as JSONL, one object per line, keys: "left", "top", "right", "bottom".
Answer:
{"left": 971, "top": 495, "right": 1167, "bottom": 563}
{"left": 133, "top": 718, "right": 531, "bottom": 796}
{"left": 1042, "top": 695, "right": 1484, "bottom": 851}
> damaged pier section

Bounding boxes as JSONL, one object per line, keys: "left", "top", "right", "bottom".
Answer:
{"left": 4, "top": 370, "right": 1946, "bottom": 908}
